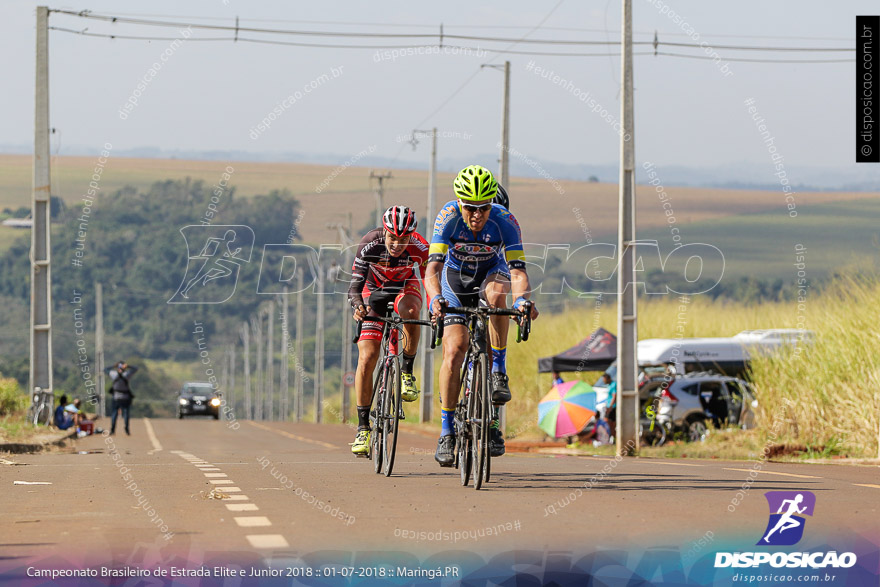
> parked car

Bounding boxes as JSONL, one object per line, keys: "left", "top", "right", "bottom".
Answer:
{"left": 178, "top": 382, "right": 221, "bottom": 419}
{"left": 649, "top": 373, "right": 758, "bottom": 442}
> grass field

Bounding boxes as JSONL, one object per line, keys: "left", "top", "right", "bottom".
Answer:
{"left": 4, "top": 153, "right": 880, "bottom": 246}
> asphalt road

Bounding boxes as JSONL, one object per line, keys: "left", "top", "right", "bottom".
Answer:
{"left": 1, "top": 418, "right": 878, "bottom": 579}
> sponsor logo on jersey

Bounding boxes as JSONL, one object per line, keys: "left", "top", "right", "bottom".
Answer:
{"left": 453, "top": 243, "right": 495, "bottom": 255}
{"left": 433, "top": 204, "right": 458, "bottom": 234}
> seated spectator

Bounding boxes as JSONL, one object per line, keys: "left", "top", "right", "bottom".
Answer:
{"left": 54, "top": 394, "right": 74, "bottom": 430}
{"left": 64, "top": 399, "right": 96, "bottom": 436}
{"left": 552, "top": 371, "right": 565, "bottom": 386}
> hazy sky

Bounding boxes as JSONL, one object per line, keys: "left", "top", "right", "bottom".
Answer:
{"left": 2, "top": 0, "right": 873, "bottom": 174}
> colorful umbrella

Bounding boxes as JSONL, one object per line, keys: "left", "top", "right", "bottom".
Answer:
{"left": 538, "top": 380, "right": 598, "bottom": 438}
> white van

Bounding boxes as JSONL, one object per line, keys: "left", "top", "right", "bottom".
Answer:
{"left": 593, "top": 329, "right": 812, "bottom": 407}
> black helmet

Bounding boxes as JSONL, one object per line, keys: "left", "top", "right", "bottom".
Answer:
{"left": 494, "top": 184, "right": 509, "bottom": 210}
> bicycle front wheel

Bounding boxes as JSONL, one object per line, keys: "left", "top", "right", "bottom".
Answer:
{"left": 383, "top": 358, "right": 401, "bottom": 477}
{"left": 371, "top": 372, "right": 384, "bottom": 473}
{"left": 35, "top": 404, "right": 51, "bottom": 427}
{"left": 471, "top": 353, "right": 490, "bottom": 490}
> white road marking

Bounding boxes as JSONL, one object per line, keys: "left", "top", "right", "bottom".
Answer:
{"left": 247, "top": 421, "right": 337, "bottom": 449}
{"left": 724, "top": 468, "right": 820, "bottom": 479}
{"left": 143, "top": 418, "right": 163, "bottom": 454}
{"left": 853, "top": 483, "right": 880, "bottom": 489}
{"left": 226, "top": 504, "right": 259, "bottom": 512}
{"left": 639, "top": 460, "right": 704, "bottom": 467}
{"left": 235, "top": 516, "right": 271, "bottom": 527}
{"left": 175, "top": 452, "right": 288, "bottom": 548}
{"left": 246, "top": 535, "right": 289, "bottom": 548}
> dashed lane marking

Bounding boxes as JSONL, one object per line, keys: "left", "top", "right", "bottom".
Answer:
{"left": 235, "top": 516, "right": 272, "bottom": 527}
{"left": 246, "top": 535, "right": 289, "bottom": 548}
{"left": 227, "top": 504, "right": 259, "bottom": 512}
{"left": 173, "top": 452, "right": 287, "bottom": 550}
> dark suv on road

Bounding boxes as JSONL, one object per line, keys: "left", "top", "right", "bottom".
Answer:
{"left": 178, "top": 382, "right": 221, "bottom": 419}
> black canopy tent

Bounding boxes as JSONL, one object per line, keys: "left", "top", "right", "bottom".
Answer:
{"left": 537, "top": 328, "right": 617, "bottom": 373}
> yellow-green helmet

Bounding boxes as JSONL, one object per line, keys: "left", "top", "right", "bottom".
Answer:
{"left": 453, "top": 165, "right": 497, "bottom": 202}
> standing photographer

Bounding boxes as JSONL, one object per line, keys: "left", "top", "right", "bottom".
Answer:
{"left": 105, "top": 361, "right": 138, "bottom": 436}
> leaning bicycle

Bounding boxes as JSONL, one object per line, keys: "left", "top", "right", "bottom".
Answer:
{"left": 26, "top": 388, "right": 53, "bottom": 426}
{"left": 437, "top": 300, "right": 532, "bottom": 490}
{"left": 353, "top": 303, "right": 437, "bottom": 477}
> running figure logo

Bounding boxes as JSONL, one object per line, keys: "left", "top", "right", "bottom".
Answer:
{"left": 168, "top": 225, "right": 254, "bottom": 304}
{"left": 757, "top": 491, "right": 816, "bottom": 546}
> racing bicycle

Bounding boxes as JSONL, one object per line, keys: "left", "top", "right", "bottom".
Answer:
{"left": 436, "top": 299, "right": 532, "bottom": 490}
{"left": 353, "top": 303, "right": 438, "bottom": 477}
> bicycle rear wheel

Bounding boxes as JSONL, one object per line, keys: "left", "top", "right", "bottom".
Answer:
{"left": 383, "top": 358, "right": 401, "bottom": 477}
{"left": 457, "top": 404, "right": 471, "bottom": 486}
{"left": 471, "top": 353, "right": 490, "bottom": 490}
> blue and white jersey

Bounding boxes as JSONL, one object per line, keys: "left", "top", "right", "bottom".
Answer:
{"left": 428, "top": 201, "right": 525, "bottom": 276}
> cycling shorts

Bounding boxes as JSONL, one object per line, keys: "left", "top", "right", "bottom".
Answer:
{"left": 439, "top": 261, "right": 510, "bottom": 328}
{"left": 357, "top": 279, "right": 422, "bottom": 343}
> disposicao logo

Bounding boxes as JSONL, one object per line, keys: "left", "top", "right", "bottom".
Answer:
{"left": 759, "top": 491, "right": 815, "bottom": 546}
{"left": 714, "top": 490, "right": 857, "bottom": 569}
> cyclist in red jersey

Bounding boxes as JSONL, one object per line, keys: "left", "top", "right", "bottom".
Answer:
{"left": 348, "top": 206, "right": 428, "bottom": 455}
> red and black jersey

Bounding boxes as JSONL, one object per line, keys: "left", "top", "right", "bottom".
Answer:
{"left": 347, "top": 228, "right": 429, "bottom": 309}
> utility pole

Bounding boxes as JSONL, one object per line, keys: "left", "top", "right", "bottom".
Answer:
{"left": 228, "top": 344, "right": 235, "bottom": 416}
{"left": 617, "top": 0, "right": 639, "bottom": 456}
{"left": 411, "top": 128, "right": 438, "bottom": 423}
{"left": 95, "top": 282, "right": 104, "bottom": 417}
{"left": 265, "top": 301, "right": 275, "bottom": 420}
{"left": 281, "top": 286, "right": 289, "bottom": 421}
{"left": 252, "top": 314, "right": 263, "bottom": 420}
{"left": 328, "top": 214, "right": 355, "bottom": 422}
{"left": 369, "top": 170, "right": 392, "bottom": 227}
{"left": 30, "top": 6, "right": 53, "bottom": 401}
{"left": 314, "top": 265, "right": 325, "bottom": 423}
{"left": 295, "top": 269, "right": 304, "bottom": 422}
{"left": 241, "top": 323, "right": 250, "bottom": 419}
{"left": 482, "top": 61, "right": 511, "bottom": 187}
{"left": 221, "top": 348, "right": 229, "bottom": 402}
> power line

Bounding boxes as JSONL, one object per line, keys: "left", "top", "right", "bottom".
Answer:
{"left": 49, "top": 27, "right": 645, "bottom": 56}
{"left": 656, "top": 51, "right": 854, "bottom": 64}
{"left": 49, "top": 10, "right": 853, "bottom": 53}
{"left": 49, "top": 28, "right": 851, "bottom": 63}
{"left": 50, "top": 9, "right": 854, "bottom": 41}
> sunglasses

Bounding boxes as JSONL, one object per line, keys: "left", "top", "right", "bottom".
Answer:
{"left": 461, "top": 202, "right": 492, "bottom": 213}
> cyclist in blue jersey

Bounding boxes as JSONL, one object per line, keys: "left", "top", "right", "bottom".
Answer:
{"left": 424, "top": 165, "right": 539, "bottom": 466}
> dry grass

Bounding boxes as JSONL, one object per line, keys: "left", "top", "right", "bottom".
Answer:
{"left": 747, "top": 276, "right": 880, "bottom": 459}
{"left": 4, "top": 154, "right": 880, "bottom": 245}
